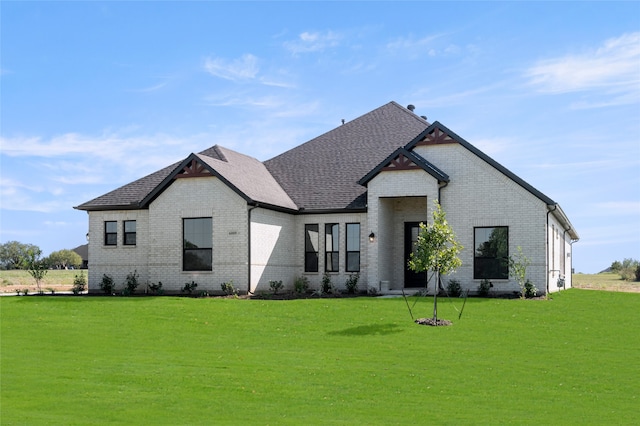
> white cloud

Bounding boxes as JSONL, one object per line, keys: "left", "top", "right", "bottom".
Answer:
{"left": 525, "top": 32, "right": 640, "bottom": 104}
{"left": 284, "top": 30, "right": 341, "bottom": 55}
{"left": 203, "top": 54, "right": 259, "bottom": 81}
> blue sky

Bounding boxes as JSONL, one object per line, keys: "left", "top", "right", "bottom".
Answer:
{"left": 1, "top": 1, "right": 639, "bottom": 274}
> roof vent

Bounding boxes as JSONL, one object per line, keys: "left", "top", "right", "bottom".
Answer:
{"left": 407, "top": 104, "right": 415, "bottom": 112}
{"left": 420, "top": 115, "right": 427, "bottom": 120}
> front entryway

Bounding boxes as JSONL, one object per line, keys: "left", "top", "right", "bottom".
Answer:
{"left": 404, "top": 222, "right": 426, "bottom": 288}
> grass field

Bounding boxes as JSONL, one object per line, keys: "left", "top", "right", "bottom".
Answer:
{"left": 1, "top": 290, "right": 638, "bottom": 424}
{"left": 572, "top": 272, "right": 640, "bottom": 292}
{"left": 0, "top": 269, "right": 80, "bottom": 294}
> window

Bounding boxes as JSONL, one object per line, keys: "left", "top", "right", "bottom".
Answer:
{"left": 474, "top": 227, "right": 508, "bottom": 279}
{"left": 183, "top": 218, "right": 212, "bottom": 271}
{"left": 104, "top": 221, "right": 117, "bottom": 246}
{"left": 123, "top": 220, "right": 136, "bottom": 245}
{"left": 304, "top": 224, "right": 319, "bottom": 272}
{"left": 325, "top": 223, "right": 339, "bottom": 272}
{"left": 346, "top": 223, "right": 360, "bottom": 272}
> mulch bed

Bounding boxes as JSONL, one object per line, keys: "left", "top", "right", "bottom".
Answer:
{"left": 415, "top": 317, "right": 452, "bottom": 326}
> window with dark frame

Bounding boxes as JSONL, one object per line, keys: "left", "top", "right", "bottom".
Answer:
{"left": 345, "top": 223, "right": 360, "bottom": 272}
{"left": 325, "top": 223, "right": 339, "bottom": 272}
{"left": 304, "top": 224, "right": 319, "bottom": 272}
{"left": 474, "top": 226, "right": 509, "bottom": 279}
{"left": 183, "top": 218, "right": 212, "bottom": 271}
{"left": 104, "top": 221, "right": 117, "bottom": 246}
{"left": 123, "top": 220, "right": 136, "bottom": 245}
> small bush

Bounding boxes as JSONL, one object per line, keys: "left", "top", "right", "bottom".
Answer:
{"left": 148, "top": 281, "right": 163, "bottom": 295}
{"left": 46, "top": 287, "right": 55, "bottom": 295}
{"left": 478, "top": 279, "right": 492, "bottom": 297}
{"left": 72, "top": 271, "right": 87, "bottom": 295}
{"left": 100, "top": 274, "right": 115, "bottom": 295}
{"left": 345, "top": 273, "right": 359, "bottom": 294}
{"left": 122, "top": 270, "right": 139, "bottom": 296}
{"left": 636, "top": 265, "right": 640, "bottom": 282}
{"left": 447, "top": 279, "right": 462, "bottom": 297}
{"left": 21, "top": 288, "right": 29, "bottom": 296}
{"left": 321, "top": 273, "right": 333, "bottom": 294}
{"left": 367, "top": 286, "right": 378, "bottom": 296}
{"left": 221, "top": 280, "right": 237, "bottom": 296}
{"left": 294, "top": 276, "right": 309, "bottom": 294}
{"left": 182, "top": 281, "right": 198, "bottom": 294}
{"left": 524, "top": 280, "right": 537, "bottom": 298}
{"left": 269, "top": 280, "right": 283, "bottom": 294}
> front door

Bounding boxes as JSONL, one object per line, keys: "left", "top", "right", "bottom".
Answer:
{"left": 404, "top": 222, "right": 427, "bottom": 288}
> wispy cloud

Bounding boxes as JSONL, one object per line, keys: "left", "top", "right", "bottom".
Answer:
{"left": 525, "top": 32, "right": 640, "bottom": 106}
{"left": 203, "top": 54, "right": 259, "bottom": 81}
{"left": 284, "top": 30, "right": 342, "bottom": 55}
{"left": 385, "top": 34, "right": 447, "bottom": 59}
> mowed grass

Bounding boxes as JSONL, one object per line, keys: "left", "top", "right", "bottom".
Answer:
{"left": 1, "top": 290, "right": 638, "bottom": 425}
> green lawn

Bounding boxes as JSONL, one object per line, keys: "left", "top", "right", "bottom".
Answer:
{"left": 1, "top": 290, "right": 638, "bottom": 425}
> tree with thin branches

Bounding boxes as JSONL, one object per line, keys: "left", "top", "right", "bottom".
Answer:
{"left": 408, "top": 200, "right": 463, "bottom": 324}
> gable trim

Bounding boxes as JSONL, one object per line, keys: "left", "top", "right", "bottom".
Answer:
{"left": 139, "top": 153, "right": 254, "bottom": 207}
{"left": 358, "top": 147, "right": 449, "bottom": 186}
{"left": 405, "top": 121, "right": 556, "bottom": 206}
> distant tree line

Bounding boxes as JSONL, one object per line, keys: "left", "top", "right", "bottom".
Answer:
{"left": 608, "top": 258, "right": 640, "bottom": 282}
{"left": 0, "top": 241, "right": 83, "bottom": 270}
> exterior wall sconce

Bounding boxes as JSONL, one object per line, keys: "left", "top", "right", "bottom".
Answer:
{"left": 369, "top": 231, "right": 375, "bottom": 243}
{"left": 86, "top": 232, "right": 90, "bottom": 242}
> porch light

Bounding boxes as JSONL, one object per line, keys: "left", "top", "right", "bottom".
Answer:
{"left": 369, "top": 231, "right": 375, "bottom": 243}
{"left": 86, "top": 232, "right": 89, "bottom": 242}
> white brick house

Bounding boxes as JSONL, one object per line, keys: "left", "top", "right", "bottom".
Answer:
{"left": 75, "top": 102, "right": 578, "bottom": 296}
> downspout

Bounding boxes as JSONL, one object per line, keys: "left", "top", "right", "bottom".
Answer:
{"left": 435, "top": 181, "right": 448, "bottom": 294}
{"left": 546, "top": 205, "right": 558, "bottom": 296}
{"left": 247, "top": 203, "right": 259, "bottom": 295}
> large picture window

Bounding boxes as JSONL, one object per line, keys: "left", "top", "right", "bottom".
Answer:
{"left": 183, "top": 218, "right": 212, "bottom": 271}
{"left": 474, "top": 227, "right": 508, "bottom": 279}
{"left": 345, "top": 223, "right": 360, "bottom": 272}
{"left": 123, "top": 220, "right": 136, "bottom": 246}
{"left": 104, "top": 221, "right": 117, "bottom": 246}
{"left": 325, "top": 223, "right": 339, "bottom": 272}
{"left": 304, "top": 224, "right": 319, "bottom": 272}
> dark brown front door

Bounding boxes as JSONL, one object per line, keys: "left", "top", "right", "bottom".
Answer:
{"left": 404, "top": 222, "right": 427, "bottom": 288}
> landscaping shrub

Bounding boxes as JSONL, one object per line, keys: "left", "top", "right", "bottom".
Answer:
{"left": 72, "top": 271, "right": 87, "bottom": 295}
{"left": 345, "top": 273, "right": 359, "bottom": 294}
{"left": 182, "top": 281, "right": 198, "bottom": 294}
{"left": 221, "top": 280, "right": 237, "bottom": 296}
{"left": 122, "top": 270, "right": 139, "bottom": 296}
{"left": 294, "top": 276, "right": 309, "bottom": 294}
{"left": 100, "top": 274, "right": 115, "bottom": 295}
{"left": 148, "top": 281, "right": 163, "bottom": 295}
{"left": 269, "top": 280, "right": 283, "bottom": 294}
{"left": 524, "top": 280, "right": 537, "bottom": 298}
{"left": 321, "top": 273, "right": 333, "bottom": 294}
{"left": 447, "top": 279, "right": 462, "bottom": 297}
{"left": 478, "top": 279, "right": 492, "bottom": 297}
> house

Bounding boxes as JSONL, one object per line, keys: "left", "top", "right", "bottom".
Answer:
{"left": 74, "top": 101, "right": 579, "bottom": 296}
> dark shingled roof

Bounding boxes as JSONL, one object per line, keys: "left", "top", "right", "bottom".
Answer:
{"left": 76, "top": 101, "right": 429, "bottom": 212}
{"left": 263, "top": 101, "right": 429, "bottom": 210}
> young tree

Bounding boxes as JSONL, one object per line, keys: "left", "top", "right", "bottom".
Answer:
{"left": 20, "top": 248, "right": 48, "bottom": 294}
{"left": 47, "top": 249, "right": 82, "bottom": 269}
{"left": 408, "top": 201, "right": 463, "bottom": 323}
{"left": 508, "top": 246, "right": 531, "bottom": 299}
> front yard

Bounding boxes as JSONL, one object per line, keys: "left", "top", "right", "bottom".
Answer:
{"left": 1, "top": 289, "right": 638, "bottom": 424}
